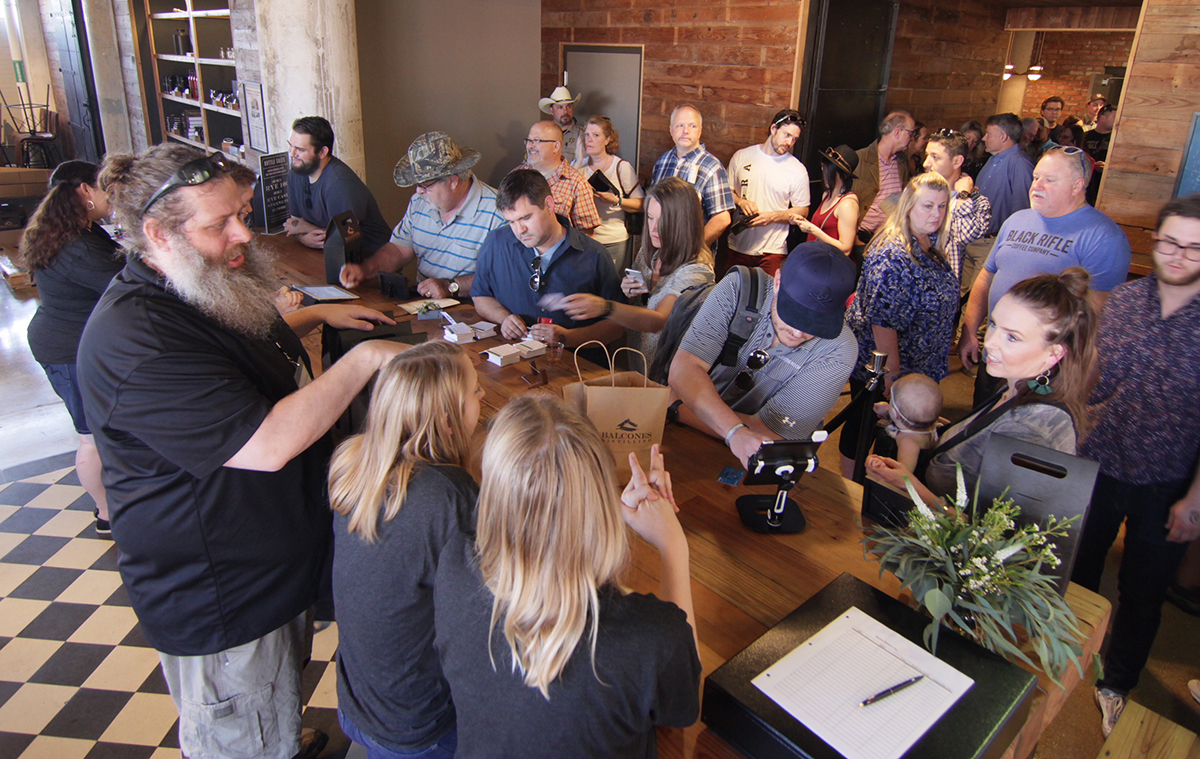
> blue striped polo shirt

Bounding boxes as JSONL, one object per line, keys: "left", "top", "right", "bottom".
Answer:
{"left": 391, "top": 175, "right": 508, "bottom": 280}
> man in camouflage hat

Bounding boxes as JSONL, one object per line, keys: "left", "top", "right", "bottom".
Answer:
{"left": 341, "top": 131, "right": 507, "bottom": 299}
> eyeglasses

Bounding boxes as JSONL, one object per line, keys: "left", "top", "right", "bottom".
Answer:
{"left": 416, "top": 176, "right": 445, "bottom": 192}
{"left": 524, "top": 138, "right": 558, "bottom": 147}
{"left": 772, "top": 111, "right": 807, "bottom": 129}
{"left": 142, "top": 152, "right": 234, "bottom": 214}
{"left": 735, "top": 350, "right": 771, "bottom": 391}
{"left": 529, "top": 255, "right": 543, "bottom": 291}
{"left": 1153, "top": 234, "right": 1200, "bottom": 262}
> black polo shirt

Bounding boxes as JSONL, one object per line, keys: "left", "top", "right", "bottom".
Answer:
{"left": 77, "top": 257, "right": 332, "bottom": 656}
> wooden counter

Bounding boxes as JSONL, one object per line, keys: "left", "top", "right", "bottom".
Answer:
{"left": 265, "top": 231, "right": 1111, "bottom": 759}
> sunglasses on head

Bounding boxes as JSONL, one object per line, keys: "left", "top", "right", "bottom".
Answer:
{"left": 1057, "top": 145, "right": 1090, "bottom": 175}
{"left": 142, "top": 152, "right": 235, "bottom": 215}
{"left": 932, "top": 128, "right": 961, "bottom": 138}
{"left": 772, "top": 111, "right": 807, "bottom": 129}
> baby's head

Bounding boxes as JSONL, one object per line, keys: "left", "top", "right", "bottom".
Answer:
{"left": 889, "top": 374, "right": 942, "bottom": 432}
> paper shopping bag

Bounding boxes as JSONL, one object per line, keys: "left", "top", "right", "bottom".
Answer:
{"left": 562, "top": 342, "right": 670, "bottom": 478}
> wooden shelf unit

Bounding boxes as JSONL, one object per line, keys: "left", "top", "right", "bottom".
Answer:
{"left": 144, "top": 0, "right": 246, "bottom": 157}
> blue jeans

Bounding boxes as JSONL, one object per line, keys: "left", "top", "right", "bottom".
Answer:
{"left": 338, "top": 711, "right": 457, "bottom": 759}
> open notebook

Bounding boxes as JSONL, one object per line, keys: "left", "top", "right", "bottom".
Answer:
{"left": 752, "top": 606, "right": 974, "bottom": 759}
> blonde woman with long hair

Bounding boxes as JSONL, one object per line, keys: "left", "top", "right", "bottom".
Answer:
{"left": 329, "top": 341, "right": 484, "bottom": 759}
{"left": 434, "top": 396, "right": 700, "bottom": 758}
{"left": 839, "top": 172, "right": 959, "bottom": 477}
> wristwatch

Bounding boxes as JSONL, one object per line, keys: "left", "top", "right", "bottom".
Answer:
{"left": 447, "top": 279, "right": 460, "bottom": 296}
{"left": 667, "top": 399, "right": 683, "bottom": 424}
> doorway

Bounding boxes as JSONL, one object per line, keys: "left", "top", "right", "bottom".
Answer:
{"left": 562, "top": 44, "right": 643, "bottom": 168}
{"left": 43, "top": 0, "right": 104, "bottom": 162}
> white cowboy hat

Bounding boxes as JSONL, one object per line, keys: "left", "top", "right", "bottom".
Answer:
{"left": 539, "top": 86, "right": 579, "bottom": 114}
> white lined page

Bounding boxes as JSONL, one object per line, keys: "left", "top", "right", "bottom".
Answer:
{"left": 752, "top": 606, "right": 974, "bottom": 759}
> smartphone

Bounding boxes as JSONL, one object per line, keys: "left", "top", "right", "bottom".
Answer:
{"left": 624, "top": 269, "right": 646, "bottom": 288}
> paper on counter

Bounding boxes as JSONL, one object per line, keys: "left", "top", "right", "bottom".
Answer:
{"left": 752, "top": 606, "right": 973, "bottom": 759}
{"left": 398, "top": 298, "right": 459, "bottom": 315}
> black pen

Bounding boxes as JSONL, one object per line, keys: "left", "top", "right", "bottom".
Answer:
{"left": 859, "top": 675, "right": 924, "bottom": 707}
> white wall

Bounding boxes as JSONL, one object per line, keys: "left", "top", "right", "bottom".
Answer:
{"left": 354, "top": 0, "right": 541, "bottom": 225}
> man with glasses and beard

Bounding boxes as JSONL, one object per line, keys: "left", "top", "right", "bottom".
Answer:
{"left": 726, "top": 109, "right": 812, "bottom": 276}
{"left": 1072, "top": 194, "right": 1200, "bottom": 738}
{"left": 77, "top": 144, "right": 406, "bottom": 759}
{"left": 668, "top": 241, "right": 858, "bottom": 467}
{"left": 284, "top": 115, "right": 392, "bottom": 255}
{"left": 471, "top": 169, "right": 622, "bottom": 349}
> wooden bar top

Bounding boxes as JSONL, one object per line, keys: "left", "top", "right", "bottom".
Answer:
{"left": 263, "top": 231, "right": 1111, "bottom": 759}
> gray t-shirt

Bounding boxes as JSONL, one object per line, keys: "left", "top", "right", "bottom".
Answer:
{"left": 676, "top": 270, "right": 857, "bottom": 438}
{"left": 925, "top": 402, "right": 1076, "bottom": 498}
{"left": 628, "top": 259, "right": 713, "bottom": 367}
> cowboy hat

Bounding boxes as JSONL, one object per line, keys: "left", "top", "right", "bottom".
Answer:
{"left": 539, "top": 86, "right": 579, "bottom": 114}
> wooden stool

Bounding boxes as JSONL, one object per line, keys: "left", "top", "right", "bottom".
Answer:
{"left": 1098, "top": 701, "right": 1200, "bottom": 758}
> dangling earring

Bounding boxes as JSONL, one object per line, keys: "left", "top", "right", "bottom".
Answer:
{"left": 1027, "top": 370, "right": 1053, "bottom": 395}
{"left": 86, "top": 200, "right": 95, "bottom": 210}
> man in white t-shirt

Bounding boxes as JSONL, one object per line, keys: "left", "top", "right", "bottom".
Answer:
{"left": 726, "top": 110, "right": 811, "bottom": 275}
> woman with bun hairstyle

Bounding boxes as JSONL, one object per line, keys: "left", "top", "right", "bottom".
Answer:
{"left": 21, "top": 160, "right": 123, "bottom": 535}
{"left": 328, "top": 341, "right": 484, "bottom": 759}
{"left": 434, "top": 395, "right": 700, "bottom": 758}
{"left": 868, "top": 267, "right": 1097, "bottom": 503}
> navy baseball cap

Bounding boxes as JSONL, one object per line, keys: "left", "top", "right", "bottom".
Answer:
{"left": 775, "top": 241, "right": 856, "bottom": 340}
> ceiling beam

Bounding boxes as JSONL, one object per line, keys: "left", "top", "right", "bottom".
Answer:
{"left": 1006, "top": 6, "right": 1139, "bottom": 31}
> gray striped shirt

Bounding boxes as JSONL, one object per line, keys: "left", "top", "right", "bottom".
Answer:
{"left": 677, "top": 272, "right": 857, "bottom": 438}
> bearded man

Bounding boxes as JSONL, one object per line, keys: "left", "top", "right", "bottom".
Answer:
{"left": 283, "top": 115, "right": 393, "bottom": 255}
{"left": 77, "top": 144, "right": 406, "bottom": 759}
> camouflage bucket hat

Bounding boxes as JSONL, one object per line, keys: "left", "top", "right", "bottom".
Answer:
{"left": 393, "top": 131, "right": 481, "bottom": 187}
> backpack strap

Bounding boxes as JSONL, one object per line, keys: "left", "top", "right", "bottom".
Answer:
{"left": 719, "top": 265, "right": 769, "bottom": 367}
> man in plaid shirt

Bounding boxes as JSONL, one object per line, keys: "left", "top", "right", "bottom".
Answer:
{"left": 516, "top": 120, "right": 599, "bottom": 235}
{"left": 923, "top": 129, "right": 991, "bottom": 285}
{"left": 651, "top": 104, "right": 735, "bottom": 246}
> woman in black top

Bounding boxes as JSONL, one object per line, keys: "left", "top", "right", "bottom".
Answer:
{"left": 21, "top": 161, "right": 123, "bottom": 535}
{"left": 434, "top": 396, "right": 701, "bottom": 758}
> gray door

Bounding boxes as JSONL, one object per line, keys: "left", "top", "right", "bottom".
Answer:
{"left": 45, "top": 0, "right": 104, "bottom": 162}
{"left": 562, "top": 45, "right": 643, "bottom": 168}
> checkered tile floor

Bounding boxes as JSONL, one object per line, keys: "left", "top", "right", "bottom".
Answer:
{"left": 0, "top": 456, "right": 348, "bottom": 759}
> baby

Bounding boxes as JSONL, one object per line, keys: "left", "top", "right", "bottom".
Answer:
{"left": 874, "top": 373, "right": 943, "bottom": 472}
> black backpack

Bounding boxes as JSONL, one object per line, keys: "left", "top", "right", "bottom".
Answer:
{"left": 648, "top": 265, "right": 769, "bottom": 385}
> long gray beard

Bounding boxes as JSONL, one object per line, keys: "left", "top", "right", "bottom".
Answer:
{"left": 162, "top": 235, "right": 282, "bottom": 339}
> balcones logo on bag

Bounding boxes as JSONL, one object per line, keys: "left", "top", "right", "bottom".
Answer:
{"left": 604, "top": 418, "right": 653, "bottom": 442}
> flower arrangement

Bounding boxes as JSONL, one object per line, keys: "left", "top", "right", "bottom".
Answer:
{"left": 863, "top": 467, "right": 1085, "bottom": 687}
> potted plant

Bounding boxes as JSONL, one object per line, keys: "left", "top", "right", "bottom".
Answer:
{"left": 863, "top": 467, "right": 1085, "bottom": 687}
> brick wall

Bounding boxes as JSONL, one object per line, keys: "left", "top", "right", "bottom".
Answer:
{"left": 542, "top": 0, "right": 803, "bottom": 178}
{"left": 1020, "top": 32, "right": 1134, "bottom": 120}
{"left": 885, "top": 0, "right": 1009, "bottom": 131}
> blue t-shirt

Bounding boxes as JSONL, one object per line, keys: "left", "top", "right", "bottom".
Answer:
{"left": 470, "top": 215, "right": 623, "bottom": 328}
{"left": 985, "top": 205, "right": 1131, "bottom": 313}
{"left": 846, "top": 237, "right": 960, "bottom": 382}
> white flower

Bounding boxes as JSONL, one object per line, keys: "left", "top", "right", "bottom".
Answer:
{"left": 995, "top": 544, "right": 1022, "bottom": 563}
